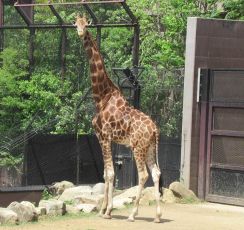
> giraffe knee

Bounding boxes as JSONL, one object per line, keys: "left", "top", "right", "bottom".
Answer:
{"left": 152, "top": 167, "right": 161, "bottom": 183}
{"left": 107, "top": 169, "right": 115, "bottom": 182}
{"left": 139, "top": 171, "right": 148, "bottom": 185}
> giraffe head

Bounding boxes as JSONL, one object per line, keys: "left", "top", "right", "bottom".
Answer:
{"left": 74, "top": 15, "right": 89, "bottom": 37}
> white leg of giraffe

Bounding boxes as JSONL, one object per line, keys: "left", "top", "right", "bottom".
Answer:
{"left": 128, "top": 149, "right": 148, "bottom": 222}
{"left": 99, "top": 140, "right": 114, "bottom": 219}
{"left": 99, "top": 170, "right": 109, "bottom": 216}
{"left": 146, "top": 146, "right": 162, "bottom": 223}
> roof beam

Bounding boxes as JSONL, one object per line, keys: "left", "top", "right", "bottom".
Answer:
{"left": 14, "top": 0, "right": 125, "bottom": 7}
{"left": 0, "top": 22, "right": 136, "bottom": 30}
{"left": 83, "top": 4, "right": 98, "bottom": 24}
{"left": 15, "top": 6, "right": 32, "bottom": 25}
{"left": 48, "top": 5, "right": 63, "bottom": 24}
{"left": 120, "top": 1, "right": 138, "bottom": 24}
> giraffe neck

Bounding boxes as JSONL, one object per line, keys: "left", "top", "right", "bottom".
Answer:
{"left": 83, "top": 31, "right": 118, "bottom": 110}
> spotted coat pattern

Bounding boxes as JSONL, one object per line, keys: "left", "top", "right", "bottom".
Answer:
{"left": 75, "top": 16, "right": 162, "bottom": 223}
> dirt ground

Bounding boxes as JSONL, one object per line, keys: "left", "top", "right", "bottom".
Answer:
{"left": 2, "top": 203, "right": 244, "bottom": 230}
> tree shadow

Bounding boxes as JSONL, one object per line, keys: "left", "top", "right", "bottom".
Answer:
{"left": 112, "top": 215, "right": 173, "bottom": 223}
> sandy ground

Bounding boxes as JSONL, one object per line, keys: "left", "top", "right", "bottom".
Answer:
{"left": 2, "top": 203, "right": 244, "bottom": 230}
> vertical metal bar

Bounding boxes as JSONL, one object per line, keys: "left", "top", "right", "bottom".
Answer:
{"left": 29, "top": 28, "right": 35, "bottom": 73}
{"left": 132, "top": 24, "right": 140, "bottom": 67}
{"left": 96, "top": 26, "right": 101, "bottom": 50}
{"left": 0, "top": 0, "right": 4, "bottom": 53}
{"left": 132, "top": 24, "right": 140, "bottom": 186}
{"left": 60, "top": 28, "right": 66, "bottom": 80}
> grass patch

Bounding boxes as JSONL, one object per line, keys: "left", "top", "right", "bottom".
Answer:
{"left": 1, "top": 212, "right": 97, "bottom": 228}
{"left": 179, "top": 197, "right": 202, "bottom": 204}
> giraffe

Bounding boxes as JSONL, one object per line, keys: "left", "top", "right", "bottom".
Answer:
{"left": 74, "top": 15, "right": 162, "bottom": 223}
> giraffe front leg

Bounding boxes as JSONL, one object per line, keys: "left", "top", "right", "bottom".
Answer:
{"left": 99, "top": 170, "right": 109, "bottom": 217}
{"left": 128, "top": 157, "right": 148, "bottom": 222}
{"left": 99, "top": 140, "right": 114, "bottom": 219}
{"left": 103, "top": 164, "right": 114, "bottom": 219}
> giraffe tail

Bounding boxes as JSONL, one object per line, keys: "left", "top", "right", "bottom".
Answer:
{"left": 155, "top": 129, "right": 163, "bottom": 197}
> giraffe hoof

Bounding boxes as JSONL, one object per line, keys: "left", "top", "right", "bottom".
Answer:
{"left": 154, "top": 218, "right": 161, "bottom": 223}
{"left": 103, "top": 214, "right": 112, "bottom": 219}
{"left": 127, "top": 217, "right": 135, "bottom": 222}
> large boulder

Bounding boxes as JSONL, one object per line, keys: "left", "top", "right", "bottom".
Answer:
{"left": 39, "top": 199, "right": 66, "bottom": 215}
{"left": 76, "top": 204, "right": 97, "bottom": 213}
{"left": 49, "top": 181, "right": 74, "bottom": 196}
{"left": 0, "top": 208, "right": 18, "bottom": 225}
{"left": 162, "top": 188, "right": 178, "bottom": 203}
{"left": 113, "top": 186, "right": 138, "bottom": 200}
{"left": 169, "top": 182, "right": 199, "bottom": 201}
{"left": 74, "top": 194, "right": 104, "bottom": 210}
{"left": 113, "top": 197, "right": 133, "bottom": 209}
{"left": 58, "top": 186, "right": 92, "bottom": 202}
{"left": 8, "top": 201, "right": 37, "bottom": 222}
{"left": 140, "top": 187, "right": 155, "bottom": 205}
{"left": 66, "top": 205, "right": 80, "bottom": 214}
{"left": 92, "top": 183, "right": 105, "bottom": 195}
{"left": 35, "top": 207, "right": 47, "bottom": 216}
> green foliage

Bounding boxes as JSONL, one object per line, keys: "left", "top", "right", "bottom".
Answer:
{"left": 2, "top": 0, "right": 242, "bottom": 142}
{"left": 0, "top": 151, "right": 23, "bottom": 168}
{"left": 41, "top": 188, "right": 54, "bottom": 200}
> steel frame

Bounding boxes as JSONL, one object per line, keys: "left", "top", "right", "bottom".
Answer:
{"left": 0, "top": 0, "right": 140, "bottom": 67}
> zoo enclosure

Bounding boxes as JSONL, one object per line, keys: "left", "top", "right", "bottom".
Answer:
{"left": 0, "top": 1, "right": 183, "bottom": 192}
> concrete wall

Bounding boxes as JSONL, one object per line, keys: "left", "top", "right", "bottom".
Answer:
{"left": 181, "top": 17, "right": 244, "bottom": 194}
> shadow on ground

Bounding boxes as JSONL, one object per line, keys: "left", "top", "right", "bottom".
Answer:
{"left": 112, "top": 215, "right": 173, "bottom": 223}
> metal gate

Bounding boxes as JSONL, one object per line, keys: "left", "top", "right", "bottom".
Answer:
{"left": 202, "top": 69, "right": 244, "bottom": 206}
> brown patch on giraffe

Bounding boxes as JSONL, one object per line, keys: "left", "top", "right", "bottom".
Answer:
{"left": 121, "top": 106, "right": 126, "bottom": 112}
{"left": 94, "top": 52, "right": 100, "bottom": 61}
{"left": 103, "top": 111, "right": 110, "bottom": 121}
{"left": 108, "top": 116, "right": 115, "bottom": 122}
{"left": 86, "top": 48, "right": 93, "bottom": 59}
{"left": 93, "top": 86, "right": 99, "bottom": 94}
{"left": 92, "top": 76, "right": 97, "bottom": 84}
{"left": 116, "top": 98, "right": 124, "bottom": 107}
{"left": 90, "top": 63, "right": 97, "bottom": 73}
{"left": 99, "top": 84, "right": 104, "bottom": 92}
{"left": 144, "top": 132, "right": 149, "bottom": 139}
{"left": 98, "top": 74, "right": 104, "bottom": 83}
{"left": 109, "top": 106, "right": 116, "bottom": 114}
{"left": 97, "top": 62, "right": 103, "bottom": 70}
{"left": 144, "top": 119, "right": 151, "bottom": 125}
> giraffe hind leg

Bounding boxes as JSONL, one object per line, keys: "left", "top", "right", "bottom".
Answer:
{"left": 128, "top": 149, "right": 148, "bottom": 222}
{"left": 146, "top": 145, "right": 162, "bottom": 223}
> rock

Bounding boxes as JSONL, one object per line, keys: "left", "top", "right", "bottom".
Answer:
{"left": 169, "top": 182, "right": 199, "bottom": 201}
{"left": 140, "top": 187, "right": 155, "bottom": 205}
{"left": 92, "top": 183, "right": 105, "bottom": 195}
{"left": 39, "top": 199, "right": 66, "bottom": 215}
{"left": 66, "top": 205, "right": 80, "bottom": 214}
{"left": 113, "top": 186, "right": 138, "bottom": 200}
{"left": 8, "top": 201, "right": 37, "bottom": 222}
{"left": 162, "top": 188, "right": 178, "bottom": 203}
{"left": 113, "top": 197, "right": 133, "bottom": 209}
{"left": 35, "top": 207, "right": 47, "bottom": 216}
{"left": 49, "top": 181, "right": 74, "bottom": 196}
{"left": 0, "top": 208, "right": 18, "bottom": 225}
{"left": 58, "top": 186, "right": 92, "bottom": 202}
{"left": 76, "top": 204, "right": 97, "bottom": 213}
{"left": 74, "top": 194, "right": 104, "bottom": 210}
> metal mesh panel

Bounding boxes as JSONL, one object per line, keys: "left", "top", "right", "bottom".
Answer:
{"left": 213, "top": 108, "right": 244, "bottom": 131}
{"left": 211, "top": 71, "right": 244, "bottom": 102}
{"left": 212, "top": 136, "right": 244, "bottom": 166}
{"left": 210, "top": 168, "right": 244, "bottom": 198}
